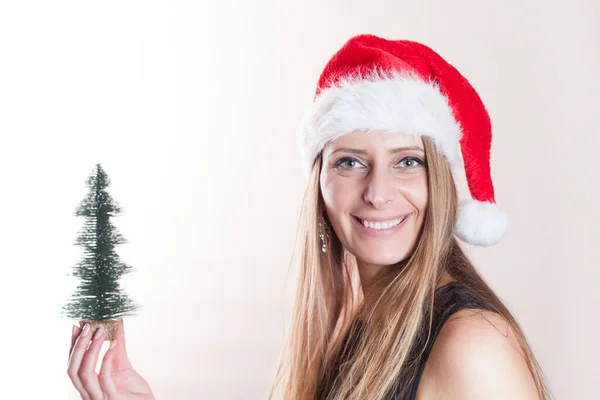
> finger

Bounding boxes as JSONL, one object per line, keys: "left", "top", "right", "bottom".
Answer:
{"left": 78, "top": 327, "right": 106, "bottom": 399}
{"left": 68, "top": 325, "right": 81, "bottom": 365}
{"left": 67, "top": 323, "right": 93, "bottom": 400}
{"left": 98, "top": 340, "right": 119, "bottom": 396}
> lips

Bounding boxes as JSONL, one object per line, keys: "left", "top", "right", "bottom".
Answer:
{"left": 354, "top": 212, "right": 411, "bottom": 226}
{"left": 354, "top": 215, "right": 407, "bottom": 230}
{"left": 351, "top": 213, "right": 411, "bottom": 237}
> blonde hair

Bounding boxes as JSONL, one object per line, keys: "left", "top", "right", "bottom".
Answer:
{"left": 268, "top": 137, "right": 552, "bottom": 399}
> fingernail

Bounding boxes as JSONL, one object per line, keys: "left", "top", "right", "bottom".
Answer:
{"left": 93, "top": 327, "right": 104, "bottom": 340}
{"left": 81, "top": 323, "right": 90, "bottom": 337}
{"left": 72, "top": 325, "right": 78, "bottom": 336}
{"left": 109, "top": 340, "right": 117, "bottom": 350}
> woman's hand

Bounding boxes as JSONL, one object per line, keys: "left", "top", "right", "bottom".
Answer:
{"left": 67, "top": 320, "right": 155, "bottom": 400}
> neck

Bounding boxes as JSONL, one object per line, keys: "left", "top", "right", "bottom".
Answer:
{"left": 356, "top": 261, "right": 393, "bottom": 297}
{"left": 357, "top": 260, "right": 454, "bottom": 298}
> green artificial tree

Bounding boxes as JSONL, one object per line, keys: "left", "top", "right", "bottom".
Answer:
{"left": 61, "top": 163, "right": 140, "bottom": 340}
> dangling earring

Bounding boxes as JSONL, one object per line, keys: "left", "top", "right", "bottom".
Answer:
{"left": 318, "top": 214, "right": 330, "bottom": 253}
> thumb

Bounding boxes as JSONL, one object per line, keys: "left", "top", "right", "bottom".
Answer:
{"left": 114, "top": 319, "right": 133, "bottom": 369}
{"left": 99, "top": 340, "right": 119, "bottom": 396}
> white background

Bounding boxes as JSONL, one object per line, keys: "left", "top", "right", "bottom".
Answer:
{"left": 0, "top": 1, "right": 598, "bottom": 399}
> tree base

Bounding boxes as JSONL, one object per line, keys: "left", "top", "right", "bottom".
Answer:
{"left": 79, "top": 319, "right": 120, "bottom": 341}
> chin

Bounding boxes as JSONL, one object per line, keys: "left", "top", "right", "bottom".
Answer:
{"left": 354, "top": 247, "right": 411, "bottom": 268}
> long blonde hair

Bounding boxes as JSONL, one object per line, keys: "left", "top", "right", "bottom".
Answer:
{"left": 269, "top": 137, "right": 552, "bottom": 399}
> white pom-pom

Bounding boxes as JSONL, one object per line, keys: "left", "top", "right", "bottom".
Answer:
{"left": 455, "top": 200, "right": 509, "bottom": 246}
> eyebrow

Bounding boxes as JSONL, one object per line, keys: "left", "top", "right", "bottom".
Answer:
{"left": 330, "top": 146, "right": 425, "bottom": 155}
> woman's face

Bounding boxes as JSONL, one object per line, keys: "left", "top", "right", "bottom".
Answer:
{"left": 320, "top": 131, "right": 428, "bottom": 268}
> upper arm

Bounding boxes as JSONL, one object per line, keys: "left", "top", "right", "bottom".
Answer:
{"left": 416, "top": 309, "right": 540, "bottom": 400}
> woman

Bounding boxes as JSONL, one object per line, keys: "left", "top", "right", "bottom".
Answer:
{"left": 268, "top": 34, "right": 552, "bottom": 399}
{"left": 67, "top": 34, "right": 552, "bottom": 399}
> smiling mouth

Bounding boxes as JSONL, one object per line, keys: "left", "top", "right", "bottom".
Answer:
{"left": 353, "top": 215, "right": 408, "bottom": 230}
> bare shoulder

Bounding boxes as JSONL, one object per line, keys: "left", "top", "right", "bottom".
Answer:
{"left": 416, "top": 309, "right": 540, "bottom": 400}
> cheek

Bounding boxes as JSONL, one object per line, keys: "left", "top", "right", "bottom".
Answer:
{"left": 320, "top": 174, "right": 362, "bottom": 238}
{"left": 400, "top": 175, "right": 429, "bottom": 216}
{"left": 320, "top": 173, "right": 354, "bottom": 211}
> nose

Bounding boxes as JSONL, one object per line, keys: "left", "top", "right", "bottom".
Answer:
{"left": 363, "top": 166, "right": 394, "bottom": 208}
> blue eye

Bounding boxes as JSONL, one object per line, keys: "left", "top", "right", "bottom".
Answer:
{"left": 335, "top": 157, "right": 364, "bottom": 169}
{"left": 398, "top": 157, "right": 425, "bottom": 168}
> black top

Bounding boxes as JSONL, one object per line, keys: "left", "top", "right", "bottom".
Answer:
{"left": 405, "top": 281, "right": 493, "bottom": 399}
{"left": 324, "top": 281, "right": 494, "bottom": 399}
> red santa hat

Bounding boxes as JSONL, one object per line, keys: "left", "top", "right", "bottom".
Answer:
{"left": 299, "top": 34, "right": 508, "bottom": 247}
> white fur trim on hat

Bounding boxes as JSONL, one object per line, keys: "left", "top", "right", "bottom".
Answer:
{"left": 455, "top": 199, "right": 509, "bottom": 246}
{"left": 298, "top": 70, "right": 463, "bottom": 180}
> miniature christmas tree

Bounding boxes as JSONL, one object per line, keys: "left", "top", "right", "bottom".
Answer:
{"left": 61, "top": 163, "right": 140, "bottom": 340}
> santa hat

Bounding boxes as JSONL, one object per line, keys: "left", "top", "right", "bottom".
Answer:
{"left": 298, "top": 34, "right": 508, "bottom": 247}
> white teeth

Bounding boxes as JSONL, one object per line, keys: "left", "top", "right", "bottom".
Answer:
{"left": 361, "top": 216, "right": 406, "bottom": 230}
